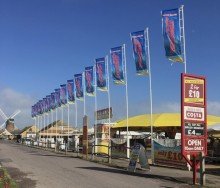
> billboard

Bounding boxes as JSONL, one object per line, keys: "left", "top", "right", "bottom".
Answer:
{"left": 110, "top": 46, "right": 125, "bottom": 84}
{"left": 95, "top": 58, "right": 107, "bottom": 91}
{"left": 130, "top": 30, "right": 148, "bottom": 75}
{"left": 162, "top": 8, "right": 183, "bottom": 63}
{"left": 85, "top": 66, "right": 95, "bottom": 96}
{"left": 181, "top": 73, "right": 207, "bottom": 157}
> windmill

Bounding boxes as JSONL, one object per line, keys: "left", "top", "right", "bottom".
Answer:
{"left": 0, "top": 109, "right": 21, "bottom": 132}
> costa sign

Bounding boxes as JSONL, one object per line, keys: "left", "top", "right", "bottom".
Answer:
{"left": 183, "top": 106, "right": 204, "bottom": 121}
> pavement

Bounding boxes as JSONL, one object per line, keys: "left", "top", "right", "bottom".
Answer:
{"left": 0, "top": 140, "right": 220, "bottom": 188}
{"left": 34, "top": 143, "right": 220, "bottom": 187}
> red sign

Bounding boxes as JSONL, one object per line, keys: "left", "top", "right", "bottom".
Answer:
{"left": 184, "top": 138, "right": 205, "bottom": 152}
{"left": 183, "top": 76, "right": 205, "bottom": 105}
{"left": 82, "top": 116, "right": 88, "bottom": 155}
{"left": 183, "top": 106, "right": 204, "bottom": 121}
{"left": 181, "top": 73, "right": 207, "bottom": 158}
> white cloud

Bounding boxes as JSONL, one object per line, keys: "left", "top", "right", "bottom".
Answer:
{"left": 153, "top": 102, "right": 180, "bottom": 113}
{"left": 207, "top": 101, "right": 220, "bottom": 116}
{"left": 0, "top": 88, "right": 35, "bottom": 129}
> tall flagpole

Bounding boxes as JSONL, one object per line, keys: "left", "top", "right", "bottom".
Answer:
{"left": 75, "top": 100, "right": 77, "bottom": 128}
{"left": 83, "top": 72, "right": 86, "bottom": 116}
{"left": 106, "top": 55, "right": 111, "bottom": 162}
{"left": 55, "top": 107, "right": 58, "bottom": 151}
{"left": 179, "top": 5, "right": 187, "bottom": 73}
{"left": 146, "top": 28, "right": 154, "bottom": 164}
{"left": 123, "top": 44, "right": 130, "bottom": 158}
{"left": 43, "top": 114, "right": 45, "bottom": 146}
{"left": 46, "top": 113, "right": 49, "bottom": 147}
{"left": 34, "top": 117, "right": 36, "bottom": 139}
{"left": 37, "top": 116, "right": 40, "bottom": 143}
{"left": 40, "top": 115, "right": 43, "bottom": 146}
{"left": 67, "top": 104, "right": 70, "bottom": 150}
{"left": 94, "top": 65, "right": 97, "bottom": 154}
{"left": 61, "top": 106, "right": 64, "bottom": 143}
{"left": 51, "top": 109, "right": 54, "bottom": 145}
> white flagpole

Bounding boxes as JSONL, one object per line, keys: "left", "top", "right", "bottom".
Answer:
{"left": 44, "top": 113, "right": 46, "bottom": 147}
{"left": 106, "top": 55, "right": 111, "bottom": 162}
{"left": 75, "top": 102, "right": 77, "bottom": 128}
{"left": 55, "top": 107, "right": 58, "bottom": 151}
{"left": 179, "top": 5, "right": 187, "bottom": 73}
{"left": 94, "top": 65, "right": 97, "bottom": 154}
{"left": 37, "top": 116, "right": 40, "bottom": 143}
{"left": 41, "top": 115, "right": 43, "bottom": 145}
{"left": 61, "top": 106, "right": 64, "bottom": 143}
{"left": 146, "top": 28, "right": 154, "bottom": 164}
{"left": 67, "top": 103, "right": 70, "bottom": 150}
{"left": 123, "top": 44, "right": 130, "bottom": 159}
{"left": 51, "top": 109, "right": 54, "bottom": 145}
{"left": 34, "top": 117, "right": 36, "bottom": 139}
{"left": 83, "top": 72, "right": 86, "bottom": 116}
{"left": 46, "top": 113, "right": 48, "bottom": 147}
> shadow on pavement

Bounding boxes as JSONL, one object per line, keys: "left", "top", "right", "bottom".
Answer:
{"left": 76, "top": 166, "right": 192, "bottom": 185}
{"left": 29, "top": 153, "right": 78, "bottom": 159}
{"left": 6, "top": 166, "right": 37, "bottom": 188}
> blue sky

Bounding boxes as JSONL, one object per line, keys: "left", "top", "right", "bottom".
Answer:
{"left": 0, "top": 0, "right": 220, "bottom": 129}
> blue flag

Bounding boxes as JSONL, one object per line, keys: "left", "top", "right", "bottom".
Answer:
{"left": 162, "top": 8, "right": 183, "bottom": 62}
{"left": 74, "top": 74, "right": 84, "bottom": 100}
{"left": 55, "top": 88, "right": 61, "bottom": 108}
{"left": 110, "top": 46, "right": 125, "bottom": 84}
{"left": 85, "top": 66, "right": 95, "bottom": 96}
{"left": 95, "top": 58, "right": 107, "bottom": 91}
{"left": 60, "top": 84, "right": 67, "bottom": 106}
{"left": 67, "top": 79, "right": 75, "bottom": 103}
{"left": 131, "top": 30, "right": 148, "bottom": 75}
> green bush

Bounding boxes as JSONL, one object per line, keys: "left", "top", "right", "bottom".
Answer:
{"left": 0, "top": 167, "right": 17, "bottom": 188}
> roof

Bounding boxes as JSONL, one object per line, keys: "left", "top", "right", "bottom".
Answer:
{"left": 39, "top": 120, "right": 74, "bottom": 132}
{"left": 20, "top": 125, "right": 36, "bottom": 134}
{"left": 112, "top": 113, "right": 220, "bottom": 130}
{"left": 0, "top": 129, "right": 12, "bottom": 136}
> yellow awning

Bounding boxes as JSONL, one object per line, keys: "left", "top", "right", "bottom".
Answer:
{"left": 112, "top": 113, "right": 220, "bottom": 129}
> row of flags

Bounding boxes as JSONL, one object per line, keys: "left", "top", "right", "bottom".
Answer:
{"left": 32, "top": 7, "right": 185, "bottom": 117}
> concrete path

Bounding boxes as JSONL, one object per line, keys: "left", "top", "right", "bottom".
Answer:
{"left": 0, "top": 140, "right": 219, "bottom": 188}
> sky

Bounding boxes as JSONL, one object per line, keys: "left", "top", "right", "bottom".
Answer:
{"left": 0, "top": 0, "right": 220, "bottom": 129}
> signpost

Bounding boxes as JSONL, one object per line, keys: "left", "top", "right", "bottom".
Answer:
{"left": 181, "top": 73, "right": 207, "bottom": 184}
{"left": 95, "top": 107, "right": 113, "bottom": 121}
{"left": 82, "top": 115, "right": 88, "bottom": 159}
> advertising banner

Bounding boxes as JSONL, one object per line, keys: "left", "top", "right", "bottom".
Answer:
{"left": 183, "top": 76, "right": 205, "bottom": 105}
{"left": 111, "top": 139, "right": 127, "bottom": 158}
{"left": 67, "top": 79, "right": 75, "bottom": 104}
{"left": 85, "top": 66, "right": 95, "bottom": 96}
{"left": 60, "top": 84, "right": 67, "bottom": 106}
{"left": 154, "top": 140, "right": 187, "bottom": 168}
{"left": 31, "top": 106, "right": 34, "bottom": 117}
{"left": 46, "top": 95, "right": 52, "bottom": 112}
{"left": 110, "top": 46, "right": 125, "bottom": 84}
{"left": 162, "top": 8, "right": 183, "bottom": 63}
{"left": 55, "top": 88, "right": 61, "bottom": 108}
{"left": 95, "top": 58, "right": 107, "bottom": 91}
{"left": 51, "top": 92, "right": 56, "bottom": 110}
{"left": 130, "top": 30, "right": 148, "bottom": 75}
{"left": 181, "top": 73, "right": 207, "bottom": 157}
{"left": 183, "top": 106, "right": 205, "bottom": 121}
{"left": 95, "top": 107, "right": 113, "bottom": 120}
{"left": 74, "top": 74, "right": 84, "bottom": 100}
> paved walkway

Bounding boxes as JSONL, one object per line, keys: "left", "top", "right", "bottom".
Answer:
{"left": 51, "top": 147, "right": 220, "bottom": 187}
{"left": 2, "top": 141, "right": 220, "bottom": 187}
